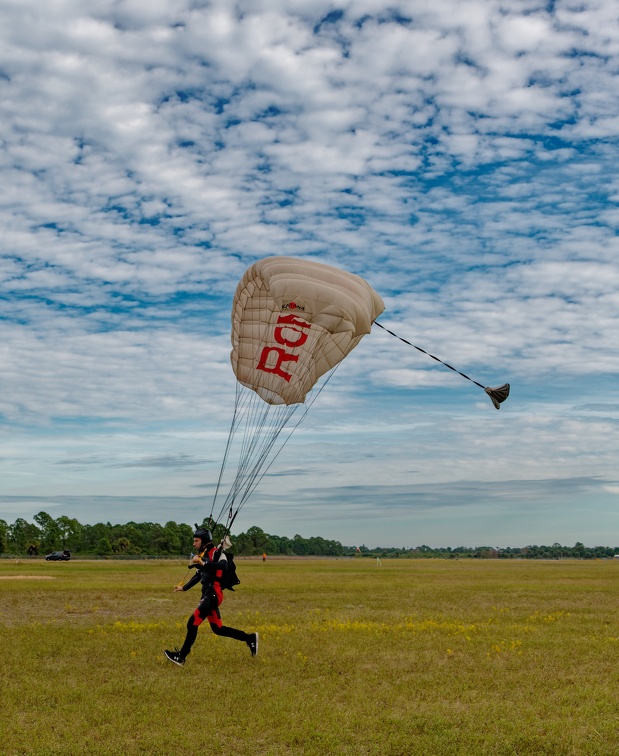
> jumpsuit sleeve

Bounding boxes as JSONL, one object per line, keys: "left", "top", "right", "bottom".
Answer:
{"left": 182, "top": 572, "right": 201, "bottom": 591}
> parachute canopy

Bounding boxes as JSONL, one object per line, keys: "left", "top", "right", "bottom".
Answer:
{"left": 231, "top": 256, "right": 385, "bottom": 405}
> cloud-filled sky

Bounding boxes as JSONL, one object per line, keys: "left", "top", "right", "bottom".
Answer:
{"left": 1, "top": 0, "right": 618, "bottom": 547}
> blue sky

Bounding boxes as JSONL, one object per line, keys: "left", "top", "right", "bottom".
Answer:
{"left": 1, "top": 0, "right": 618, "bottom": 548}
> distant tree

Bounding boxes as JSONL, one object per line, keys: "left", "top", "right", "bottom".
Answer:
{"left": 292, "top": 534, "right": 310, "bottom": 556}
{"left": 96, "top": 537, "right": 113, "bottom": 555}
{"left": 268, "top": 534, "right": 294, "bottom": 555}
{"left": 56, "top": 516, "right": 82, "bottom": 551}
{"left": 573, "top": 542, "right": 586, "bottom": 558}
{"left": 159, "top": 521, "right": 182, "bottom": 554}
{"left": 81, "top": 523, "right": 112, "bottom": 553}
{"left": 114, "top": 537, "right": 131, "bottom": 553}
{"left": 0, "top": 519, "right": 7, "bottom": 554}
{"left": 178, "top": 523, "right": 194, "bottom": 554}
{"left": 33, "top": 511, "right": 61, "bottom": 552}
{"left": 119, "top": 523, "right": 144, "bottom": 553}
{"left": 9, "top": 518, "right": 41, "bottom": 553}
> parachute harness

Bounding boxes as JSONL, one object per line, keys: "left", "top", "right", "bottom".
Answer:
{"left": 374, "top": 321, "right": 510, "bottom": 410}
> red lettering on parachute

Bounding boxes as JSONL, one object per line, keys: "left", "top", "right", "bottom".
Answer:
{"left": 256, "top": 347, "right": 299, "bottom": 382}
{"left": 256, "top": 314, "right": 311, "bottom": 382}
{"left": 276, "top": 313, "right": 310, "bottom": 329}
{"left": 274, "top": 313, "right": 311, "bottom": 348}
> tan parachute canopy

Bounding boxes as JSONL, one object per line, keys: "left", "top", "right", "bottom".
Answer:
{"left": 231, "top": 256, "right": 385, "bottom": 405}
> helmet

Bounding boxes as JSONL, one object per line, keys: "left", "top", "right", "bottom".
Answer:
{"left": 193, "top": 524, "right": 213, "bottom": 543}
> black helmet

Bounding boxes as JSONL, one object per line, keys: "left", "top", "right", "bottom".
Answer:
{"left": 193, "top": 524, "right": 213, "bottom": 543}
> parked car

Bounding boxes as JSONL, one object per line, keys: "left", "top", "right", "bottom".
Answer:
{"left": 45, "top": 550, "right": 71, "bottom": 561}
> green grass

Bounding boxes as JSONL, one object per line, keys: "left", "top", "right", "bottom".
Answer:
{"left": 2, "top": 558, "right": 619, "bottom": 754}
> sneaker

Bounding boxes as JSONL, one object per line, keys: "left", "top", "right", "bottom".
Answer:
{"left": 247, "top": 632, "right": 258, "bottom": 657}
{"left": 164, "top": 648, "right": 185, "bottom": 667}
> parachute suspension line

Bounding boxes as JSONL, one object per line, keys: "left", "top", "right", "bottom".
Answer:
{"left": 211, "top": 405, "right": 287, "bottom": 538}
{"left": 232, "top": 404, "right": 293, "bottom": 505}
{"left": 211, "top": 361, "right": 342, "bottom": 535}
{"left": 374, "top": 321, "right": 510, "bottom": 410}
{"left": 215, "top": 391, "right": 301, "bottom": 523}
{"left": 222, "top": 401, "right": 273, "bottom": 515}
{"left": 209, "top": 383, "right": 244, "bottom": 522}
{"left": 222, "top": 364, "right": 338, "bottom": 522}
{"left": 210, "top": 388, "right": 291, "bottom": 525}
{"left": 209, "top": 380, "right": 265, "bottom": 523}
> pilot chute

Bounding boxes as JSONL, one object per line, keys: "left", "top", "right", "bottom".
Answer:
{"left": 373, "top": 322, "right": 510, "bottom": 409}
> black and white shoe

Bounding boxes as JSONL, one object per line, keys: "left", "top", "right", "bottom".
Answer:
{"left": 164, "top": 648, "right": 185, "bottom": 667}
{"left": 247, "top": 632, "right": 258, "bottom": 657}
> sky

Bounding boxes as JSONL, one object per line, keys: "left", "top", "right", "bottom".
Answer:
{"left": 1, "top": 0, "right": 618, "bottom": 548}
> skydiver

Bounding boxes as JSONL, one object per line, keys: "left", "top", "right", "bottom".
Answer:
{"left": 164, "top": 526, "right": 258, "bottom": 667}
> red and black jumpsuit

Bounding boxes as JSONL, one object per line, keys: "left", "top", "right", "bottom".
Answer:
{"left": 178, "top": 545, "right": 251, "bottom": 660}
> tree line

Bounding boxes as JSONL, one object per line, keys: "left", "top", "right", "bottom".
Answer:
{"left": 0, "top": 513, "right": 617, "bottom": 560}
{"left": 0, "top": 513, "right": 348, "bottom": 557}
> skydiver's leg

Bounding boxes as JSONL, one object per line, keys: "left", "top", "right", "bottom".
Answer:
{"left": 207, "top": 608, "right": 258, "bottom": 655}
{"left": 178, "top": 605, "right": 208, "bottom": 659}
{"left": 206, "top": 607, "right": 250, "bottom": 641}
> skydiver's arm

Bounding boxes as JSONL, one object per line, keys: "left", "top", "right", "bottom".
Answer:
{"left": 181, "top": 572, "right": 201, "bottom": 591}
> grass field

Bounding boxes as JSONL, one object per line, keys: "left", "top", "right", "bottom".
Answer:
{"left": 2, "top": 557, "right": 619, "bottom": 755}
